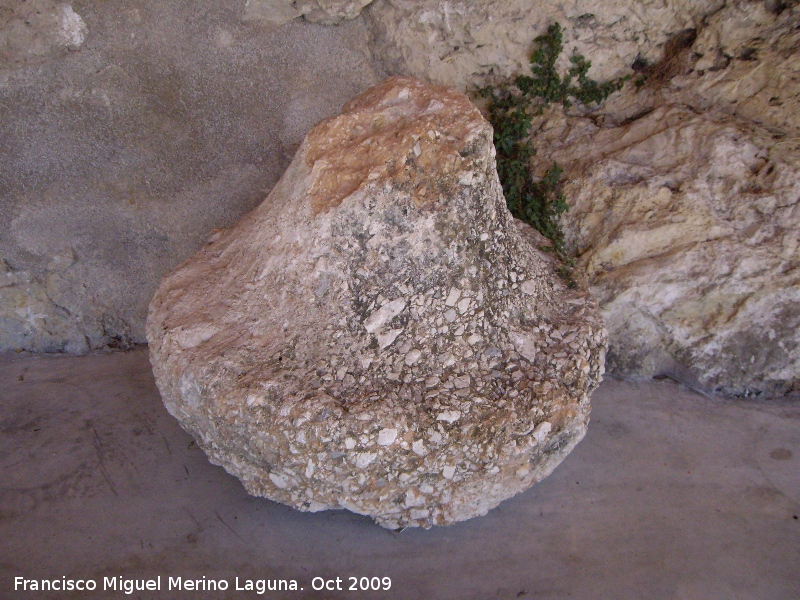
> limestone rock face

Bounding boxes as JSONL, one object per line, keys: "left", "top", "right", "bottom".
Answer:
{"left": 365, "top": 0, "right": 720, "bottom": 90}
{"left": 147, "top": 76, "right": 607, "bottom": 529}
{"left": 598, "top": 0, "right": 800, "bottom": 139}
{"left": 244, "top": 0, "right": 375, "bottom": 26}
{"left": 682, "top": 0, "right": 800, "bottom": 138}
{"left": 528, "top": 104, "right": 799, "bottom": 397}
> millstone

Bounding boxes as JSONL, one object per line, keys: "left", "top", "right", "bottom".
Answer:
{"left": 147, "top": 76, "right": 607, "bottom": 529}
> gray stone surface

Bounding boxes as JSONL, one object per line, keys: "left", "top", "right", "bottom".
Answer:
{"left": 665, "top": 0, "right": 800, "bottom": 139}
{"left": 2, "top": 348, "right": 799, "bottom": 599}
{"left": 0, "top": 0, "right": 88, "bottom": 67}
{"left": 146, "top": 77, "right": 607, "bottom": 529}
{"left": 594, "top": 0, "right": 800, "bottom": 139}
{"left": 0, "top": 0, "right": 383, "bottom": 353}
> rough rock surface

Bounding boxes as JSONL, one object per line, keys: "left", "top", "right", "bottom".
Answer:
{"left": 598, "top": 0, "right": 800, "bottom": 139}
{"left": 687, "top": 0, "right": 800, "bottom": 137}
{"left": 503, "top": 0, "right": 800, "bottom": 396}
{"left": 243, "top": 0, "right": 375, "bottom": 26}
{"left": 365, "top": 0, "right": 721, "bottom": 90}
{"left": 147, "top": 77, "right": 607, "bottom": 529}
{"left": 0, "top": 0, "right": 88, "bottom": 67}
{"left": 528, "top": 104, "right": 799, "bottom": 397}
{"left": 1, "top": 0, "right": 382, "bottom": 353}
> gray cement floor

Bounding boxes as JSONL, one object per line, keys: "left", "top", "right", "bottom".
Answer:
{"left": 1, "top": 348, "right": 798, "bottom": 599}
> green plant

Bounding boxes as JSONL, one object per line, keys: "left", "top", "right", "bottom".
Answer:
{"left": 478, "top": 22, "right": 627, "bottom": 284}
{"left": 513, "top": 23, "right": 626, "bottom": 108}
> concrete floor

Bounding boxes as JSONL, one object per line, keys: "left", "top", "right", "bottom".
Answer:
{"left": 1, "top": 348, "right": 798, "bottom": 599}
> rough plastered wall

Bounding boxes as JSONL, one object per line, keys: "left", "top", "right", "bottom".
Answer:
{"left": 0, "top": 0, "right": 383, "bottom": 353}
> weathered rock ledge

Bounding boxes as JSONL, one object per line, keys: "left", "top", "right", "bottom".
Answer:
{"left": 518, "top": 0, "right": 800, "bottom": 397}
{"left": 147, "top": 76, "right": 606, "bottom": 528}
{"left": 532, "top": 104, "right": 799, "bottom": 397}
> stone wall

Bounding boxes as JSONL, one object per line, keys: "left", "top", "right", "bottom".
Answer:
{"left": 1, "top": 0, "right": 383, "bottom": 353}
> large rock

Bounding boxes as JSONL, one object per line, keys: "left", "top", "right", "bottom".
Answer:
{"left": 365, "top": 0, "right": 721, "bottom": 90}
{"left": 528, "top": 104, "right": 799, "bottom": 397}
{"left": 147, "top": 76, "right": 607, "bottom": 529}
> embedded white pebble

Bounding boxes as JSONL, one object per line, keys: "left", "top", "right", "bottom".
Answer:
{"left": 405, "top": 489, "right": 425, "bottom": 507}
{"left": 405, "top": 349, "right": 422, "bottom": 366}
{"left": 453, "top": 375, "right": 471, "bottom": 389}
{"left": 378, "top": 428, "right": 398, "bottom": 446}
{"left": 410, "top": 508, "right": 430, "bottom": 520}
{"left": 354, "top": 452, "right": 376, "bottom": 468}
{"left": 412, "top": 439, "right": 427, "bottom": 455}
{"left": 445, "top": 288, "right": 462, "bottom": 306}
{"left": 364, "top": 298, "right": 406, "bottom": 333}
{"left": 532, "top": 421, "right": 552, "bottom": 444}
{"left": 437, "top": 410, "right": 461, "bottom": 423}
{"left": 269, "top": 472, "right": 292, "bottom": 489}
{"left": 377, "top": 328, "right": 403, "bottom": 349}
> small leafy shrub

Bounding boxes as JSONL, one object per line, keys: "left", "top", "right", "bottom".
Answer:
{"left": 478, "top": 23, "right": 627, "bottom": 283}
{"left": 514, "top": 23, "right": 627, "bottom": 108}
